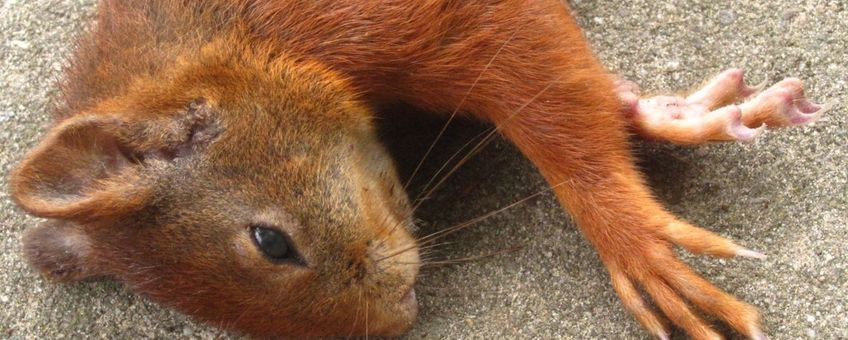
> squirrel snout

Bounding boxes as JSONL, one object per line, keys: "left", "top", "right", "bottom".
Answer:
{"left": 344, "top": 237, "right": 420, "bottom": 334}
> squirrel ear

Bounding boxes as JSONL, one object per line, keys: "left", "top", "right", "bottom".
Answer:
{"left": 10, "top": 98, "right": 220, "bottom": 221}
{"left": 10, "top": 115, "right": 152, "bottom": 221}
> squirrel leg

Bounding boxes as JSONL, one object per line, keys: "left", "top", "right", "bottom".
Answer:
{"left": 399, "top": 4, "right": 769, "bottom": 337}
{"left": 616, "top": 69, "right": 827, "bottom": 144}
{"left": 479, "top": 83, "right": 766, "bottom": 339}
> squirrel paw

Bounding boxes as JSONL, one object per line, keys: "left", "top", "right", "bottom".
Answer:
{"left": 616, "top": 68, "right": 828, "bottom": 144}
{"left": 596, "top": 215, "right": 767, "bottom": 340}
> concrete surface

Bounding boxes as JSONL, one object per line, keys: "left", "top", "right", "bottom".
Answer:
{"left": 1, "top": 0, "right": 845, "bottom": 339}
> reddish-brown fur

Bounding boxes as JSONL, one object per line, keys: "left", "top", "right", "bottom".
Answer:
{"left": 10, "top": 0, "right": 798, "bottom": 338}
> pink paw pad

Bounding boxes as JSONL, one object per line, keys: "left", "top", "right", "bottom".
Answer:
{"left": 637, "top": 96, "right": 691, "bottom": 120}
{"left": 615, "top": 79, "right": 642, "bottom": 115}
{"left": 724, "top": 106, "right": 764, "bottom": 141}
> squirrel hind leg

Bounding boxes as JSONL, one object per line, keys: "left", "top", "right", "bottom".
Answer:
{"left": 22, "top": 220, "right": 103, "bottom": 283}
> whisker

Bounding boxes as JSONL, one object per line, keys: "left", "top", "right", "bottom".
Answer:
{"left": 377, "top": 74, "right": 565, "bottom": 258}
{"left": 373, "top": 130, "right": 488, "bottom": 251}
{"left": 418, "top": 254, "right": 441, "bottom": 262}
{"left": 411, "top": 74, "right": 566, "bottom": 211}
{"left": 418, "top": 245, "right": 524, "bottom": 268}
{"left": 377, "top": 179, "right": 565, "bottom": 264}
{"left": 411, "top": 124, "right": 491, "bottom": 206}
{"left": 403, "top": 24, "right": 525, "bottom": 192}
{"left": 417, "top": 285, "right": 517, "bottom": 298}
{"left": 346, "top": 291, "right": 363, "bottom": 339}
{"left": 376, "top": 69, "right": 564, "bottom": 268}
{"left": 374, "top": 27, "right": 526, "bottom": 251}
{"left": 365, "top": 293, "right": 369, "bottom": 340}
{"left": 416, "top": 178, "right": 566, "bottom": 246}
{"left": 371, "top": 208, "right": 404, "bottom": 253}
{"left": 374, "top": 241, "right": 439, "bottom": 264}
{"left": 416, "top": 240, "right": 453, "bottom": 253}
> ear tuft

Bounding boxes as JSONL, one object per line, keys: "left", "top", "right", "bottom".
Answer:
{"left": 173, "top": 97, "right": 221, "bottom": 158}
{"left": 118, "top": 97, "right": 221, "bottom": 160}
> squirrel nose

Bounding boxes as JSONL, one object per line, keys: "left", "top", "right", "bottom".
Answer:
{"left": 346, "top": 258, "right": 369, "bottom": 282}
{"left": 343, "top": 239, "right": 409, "bottom": 283}
{"left": 342, "top": 241, "right": 381, "bottom": 283}
{"left": 368, "top": 237, "right": 419, "bottom": 279}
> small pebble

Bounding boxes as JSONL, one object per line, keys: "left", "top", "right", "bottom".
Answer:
{"left": 10, "top": 40, "right": 31, "bottom": 49}
{"left": 719, "top": 9, "right": 736, "bottom": 25}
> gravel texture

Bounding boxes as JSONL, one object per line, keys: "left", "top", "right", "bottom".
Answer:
{"left": 1, "top": 0, "right": 846, "bottom": 339}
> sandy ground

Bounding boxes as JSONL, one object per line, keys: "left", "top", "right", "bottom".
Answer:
{"left": 1, "top": 0, "right": 846, "bottom": 339}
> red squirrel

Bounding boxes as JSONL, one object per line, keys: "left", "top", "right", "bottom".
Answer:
{"left": 9, "top": 1, "right": 825, "bottom": 338}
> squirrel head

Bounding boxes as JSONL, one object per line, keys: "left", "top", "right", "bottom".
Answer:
{"left": 10, "top": 45, "right": 420, "bottom": 337}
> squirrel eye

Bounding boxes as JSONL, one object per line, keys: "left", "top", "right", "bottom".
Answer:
{"left": 251, "top": 225, "right": 292, "bottom": 261}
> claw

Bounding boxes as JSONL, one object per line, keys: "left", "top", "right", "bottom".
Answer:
{"left": 727, "top": 110, "right": 765, "bottom": 141}
{"left": 786, "top": 99, "right": 832, "bottom": 126}
{"left": 739, "top": 83, "right": 827, "bottom": 128}
{"left": 818, "top": 101, "right": 836, "bottom": 116}
{"left": 785, "top": 105, "right": 822, "bottom": 125}
{"left": 754, "top": 77, "right": 828, "bottom": 126}
{"left": 794, "top": 97, "right": 822, "bottom": 114}
{"left": 610, "top": 269, "right": 670, "bottom": 338}
{"left": 664, "top": 220, "right": 754, "bottom": 258}
{"left": 772, "top": 91, "right": 825, "bottom": 126}
{"left": 735, "top": 248, "right": 767, "bottom": 260}
{"left": 743, "top": 78, "right": 769, "bottom": 98}
{"left": 658, "top": 332, "right": 671, "bottom": 340}
{"left": 750, "top": 327, "right": 770, "bottom": 340}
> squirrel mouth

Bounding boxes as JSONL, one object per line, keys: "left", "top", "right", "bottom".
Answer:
{"left": 371, "top": 286, "right": 418, "bottom": 337}
{"left": 398, "top": 285, "right": 418, "bottom": 316}
{"left": 396, "top": 286, "right": 418, "bottom": 326}
{"left": 400, "top": 287, "right": 416, "bottom": 305}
